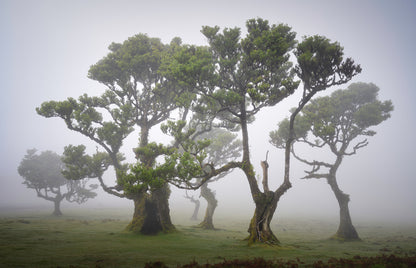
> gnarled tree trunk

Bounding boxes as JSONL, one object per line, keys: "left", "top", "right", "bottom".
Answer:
{"left": 126, "top": 184, "right": 175, "bottom": 235}
{"left": 153, "top": 184, "right": 175, "bottom": 233}
{"left": 246, "top": 191, "right": 280, "bottom": 244}
{"left": 327, "top": 177, "right": 360, "bottom": 241}
{"left": 126, "top": 194, "right": 147, "bottom": 233}
{"left": 198, "top": 183, "right": 218, "bottom": 230}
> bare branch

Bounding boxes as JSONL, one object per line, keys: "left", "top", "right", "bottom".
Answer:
{"left": 291, "top": 146, "right": 332, "bottom": 168}
{"left": 301, "top": 172, "right": 330, "bottom": 180}
{"left": 261, "top": 151, "right": 270, "bottom": 192}
{"left": 168, "top": 161, "right": 242, "bottom": 190}
{"left": 344, "top": 138, "right": 368, "bottom": 156}
{"left": 97, "top": 175, "right": 125, "bottom": 198}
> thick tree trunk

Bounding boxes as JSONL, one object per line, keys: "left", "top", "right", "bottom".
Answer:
{"left": 327, "top": 177, "right": 360, "bottom": 241}
{"left": 153, "top": 184, "right": 176, "bottom": 233}
{"left": 126, "top": 184, "right": 175, "bottom": 235}
{"left": 198, "top": 183, "right": 218, "bottom": 230}
{"left": 52, "top": 199, "right": 63, "bottom": 216}
{"left": 126, "top": 194, "right": 148, "bottom": 233}
{"left": 246, "top": 191, "right": 280, "bottom": 245}
{"left": 127, "top": 127, "right": 175, "bottom": 235}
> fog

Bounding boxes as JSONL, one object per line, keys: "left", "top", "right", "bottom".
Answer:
{"left": 1, "top": 0, "right": 415, "bottom": 226}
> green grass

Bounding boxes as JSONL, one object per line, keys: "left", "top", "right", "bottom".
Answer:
{"left": 0, "top": 208, "right": 415, "bottom": 267}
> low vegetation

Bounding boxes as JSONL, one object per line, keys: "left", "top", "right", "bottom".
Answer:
{"left": 0, "top": 208, "right": 415, "bottom": 267}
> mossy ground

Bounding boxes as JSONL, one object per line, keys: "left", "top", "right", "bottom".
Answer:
{"left": 0, "top": 208, "right": 415, "bottom": 267}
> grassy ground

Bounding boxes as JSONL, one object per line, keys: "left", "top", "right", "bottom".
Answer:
{"left": 0, "top": 208, "right": 415, "bottom": 267}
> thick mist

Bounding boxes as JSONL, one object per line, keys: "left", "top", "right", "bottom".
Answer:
{"left": 1, "top": 0, "right": 415, "bottom": 228}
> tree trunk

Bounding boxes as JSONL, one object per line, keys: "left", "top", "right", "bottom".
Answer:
{"left": 198, "top": 183, "right": 218, "bottom": 230}
{"left": 126, "top": 194, "right": 147, "bottom": 233}
{"left": 52, "top": 199, "right": 63, "bottom": 216}
{"left": 127, "top": 127, "right": 175, "bottom": 235}
{"left": 327, "top": 177, "right": 360, "bottom": 241}
{"left": 152, "top": 184, "right": 176, "bottom": 233}
{"left": 190, "top": 199, "right": 200, "bottom": 221}
{"left": 126, "top": 184, "right": 175, "bottom": 235}
{"left": 246, "top": 191, "right": 280, "bottom": 245}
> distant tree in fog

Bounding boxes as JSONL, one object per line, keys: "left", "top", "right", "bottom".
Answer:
{"left": 271, "top": 82, "right": 393, "bottom": 240}
{"left": 184, "top": 191, "right": 201, "bottom": 221}
{"left": 188, "top": 128, "right": 242, "bottom": 230}
{"left": 17, "top": 149, "right": 98, "bottom": 216}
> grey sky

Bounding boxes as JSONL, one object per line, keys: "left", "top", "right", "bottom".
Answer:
{"left": 1, "top": 0, "right": 415, "bottom": 223}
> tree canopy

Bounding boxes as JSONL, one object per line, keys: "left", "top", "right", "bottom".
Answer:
{"left": 270, "top": 82, "right": 393, "bottom": 154}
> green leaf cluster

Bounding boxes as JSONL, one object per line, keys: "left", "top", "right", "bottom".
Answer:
{"left": 294, "top": 35, "right": 362, "bottom": 92}
{"left": 201, "top": 18, "right": 299, "bottom": 121}
{"left": 61, "top": 145, "right": 112, "bottom": 180}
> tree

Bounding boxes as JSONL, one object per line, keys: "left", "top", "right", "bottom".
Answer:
{"left": 184, "top": 191, "right": 201, "bottom": 221}
{"left": 195, "top": 18, "right": 297, "bottom": 244}
{"left": 193, "top": 128, "right": 242, "bottom": 230}
{"left": 36, "top": 35, "right": 210, "bottom": 234}
{"left": 17, "top": 149, "right": 98, "bottom": 216}
{"left": 194, "top": 20, "right": 361, "bottom": 244}
{"left": 271, "top": 82, "right": 393, "bottom": 240}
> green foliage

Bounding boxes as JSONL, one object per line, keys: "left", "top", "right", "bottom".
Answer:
{"left": 270, "top": 35, "right": 363, "bottom": 150}
{"left": 301, "top": 82, "right": 393, "bottom": 148}
{"left": 271, "top": 82, "right": 393, "bottom": 172}
{"left": 36, "top": 95, "right": 134, "bottom": 155}
{"left": 61, "top": 145, "right": 112, "bottom": 180}
{"left": 200, "top": 18, "right": 299, "bottom": 120}
{"left": 294, "top": 35, "right": 362, "bottom": 92}
{"left": 88, "top": 34, "right": 165, "bottom": 86}
{"left": 37, "top": 33, "right": 214, "bottom": 199}
{"left": 269, "top": 117, "right": 310, "bottom": 148}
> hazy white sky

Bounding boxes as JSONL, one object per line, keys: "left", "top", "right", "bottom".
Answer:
{"left": 1, "top": 0, "right": 415, "bottom": 223}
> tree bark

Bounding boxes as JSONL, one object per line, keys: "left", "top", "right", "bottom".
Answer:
{"left": 240, "top": 107, "right": 280, "bottom": 244}
{"left": 126, "top": 194, "right": 147, "bottom": 233}
{"left": 327, "top": 177, "right": 360, "bottom": 240}
{"left": 126, "top": 184, "right": 175, "bottom": 235}
{"left": 126, "top": 126, "right": 175, "bottom": 235}
{"left": 198, "top": 183, "right": 218, "bottom": 230}
{"left": 52, "top": 199, "right": 63, "bottom": 216}
{"left": 246, "top": 191, "right": 280, "bottom": 244}
{"left": 152, "top": 184, "right": 176, "bottom": 233}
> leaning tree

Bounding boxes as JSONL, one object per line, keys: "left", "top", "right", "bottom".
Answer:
{"left": 17, "top": 149, "right": 98, "bottom": 216}
{"left": 271, "top": 82, "right": 393, "bottom": 240}
{"left": 186, "top": 19, "right": 361, "bottom": 244}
